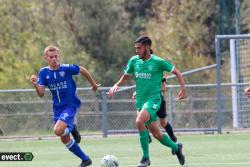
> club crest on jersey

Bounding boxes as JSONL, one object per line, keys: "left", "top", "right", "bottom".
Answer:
{"left": 152, "top": 104, "right": 158, "bottom": 109}
{"left": 46, "top": 75, "right": 50, "bottom": 79}
{"left": 61, "top": 113, "right": 69, "bottom": 120}
{"left": 148, "top": 65, "right": 153, "bottom": 71}
{"left": 59, "top": 71, "right": 65, "bottom": 78}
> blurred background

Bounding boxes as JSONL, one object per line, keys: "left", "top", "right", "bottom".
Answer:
{"left": 1, "top": 0, "right": 250, "bottom": 88}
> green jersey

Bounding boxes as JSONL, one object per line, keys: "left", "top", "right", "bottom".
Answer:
{"left": 125, "top": 54, "right": 174, "bottom": 109}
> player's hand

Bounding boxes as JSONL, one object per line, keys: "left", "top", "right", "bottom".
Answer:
{"left": 30, "top": 75, "right": 38, "bottom": 86}
{"left": 176, "top": 87, "right": 187, "bottom": 100}
{"left": 92, "top": 83, "right": 101, "bottom": 91}
{"left": 108, "top": 84, "right": 119, "bottom": 98}
{"left": 244, "top": 87, "right": 250, "bottom": 98}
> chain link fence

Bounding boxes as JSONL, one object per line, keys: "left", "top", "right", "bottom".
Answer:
{"left": 1, "top": 83, "right": 249, "bottom": 138}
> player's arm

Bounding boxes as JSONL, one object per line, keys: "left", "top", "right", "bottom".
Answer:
{"left": 79, "top": 66, "right": 99, "bottom": 91}
{"left": 171, "top": 67, "right": 187, "bottom": 100}
{"left": 30, "top": 75, "right": 45, "bottom": 97}
{"left": 244, "top": 87, "right": 250, "bottom": 98}
{"left": 109, "top": 56, "right": 134, "bottom": 97}
{"left": 108, "top": 74, "right": 130, "bottom": 97}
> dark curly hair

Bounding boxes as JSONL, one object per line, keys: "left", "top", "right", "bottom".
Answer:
{"left": 134, "top": 36, "right": 153, "bottom": 54}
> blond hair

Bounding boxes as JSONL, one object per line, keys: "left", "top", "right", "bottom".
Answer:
{"left": 44, "top": 46, "right": 60, "bottom": 56}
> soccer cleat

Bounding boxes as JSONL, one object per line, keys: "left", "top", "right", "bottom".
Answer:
{"left": 171, "top": 149, "right": 176, "bottom": 155}
{"left": 138, "top": 157, "right": 151, "bottom": 167}
{"left": 175, "top": 143, "right": 185, "bottom": 165}
{"left": 71, "top": 124, "right": 81, "bottom": 143}
{"left": 79, "top": 158, "right": 92, "bottom": 167}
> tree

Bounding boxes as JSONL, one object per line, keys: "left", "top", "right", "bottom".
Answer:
{"left": 145, "top": 0, "right": 218, "bottom": 83}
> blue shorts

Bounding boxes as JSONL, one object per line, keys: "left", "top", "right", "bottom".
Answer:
{"left": 53, "top": 105, "right": 77, "bottom": 132}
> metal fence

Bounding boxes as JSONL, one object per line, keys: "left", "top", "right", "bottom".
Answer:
{"left": 1, "top": 34, "right": 250, "bottom": 138}
{"left": 0, "top": 83, "right": 250, "bottom": 138}
{"left": 215, "top": 34, "right": 250, "bottom": 132}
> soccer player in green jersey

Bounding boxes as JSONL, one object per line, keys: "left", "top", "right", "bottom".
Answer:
{"left": 133, "top": 78, "right": 178, "bottom": 150}
{"left": 108, "top": 36, "right": 187, "bottom": 167}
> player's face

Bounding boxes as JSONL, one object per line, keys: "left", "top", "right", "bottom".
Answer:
{"left": 135, "top": 43, "right": 149, "bottom": 59}
{"left": 44, "top": 51, "right": 60, "bottom": 69}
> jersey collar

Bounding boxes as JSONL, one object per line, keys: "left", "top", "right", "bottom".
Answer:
{"left": 143, "top": 54, "right": 153, "bottom": 62}
{"left": 48, "top": 64, "right": 61, "bottom": 71}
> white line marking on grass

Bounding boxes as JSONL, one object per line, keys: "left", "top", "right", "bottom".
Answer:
{"left": 117, "top": 162, "right": 250, "bottom": 167}
{"left": 185, "top": 162, "right": 250, "bottom": 166}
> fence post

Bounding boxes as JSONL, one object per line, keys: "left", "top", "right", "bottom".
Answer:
{"left": 101, "top": 91, "right": 108, "bottom": 138}
{"left": 215, "top": 37, "right": 222, "bottom": 133}
{"left": 168, "top": 87, "right": 174, "bottom": 125}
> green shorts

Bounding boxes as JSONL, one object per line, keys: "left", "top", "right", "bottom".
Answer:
{"left": 137, "top": 95, "right": 162, "bottom": 126}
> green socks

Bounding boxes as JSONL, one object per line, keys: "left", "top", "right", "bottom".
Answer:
{"left": 160, "top": 134, "right": 178, "bottom": 151}
{"left": 139, "top": 130, "right": 149, "bottom": 158}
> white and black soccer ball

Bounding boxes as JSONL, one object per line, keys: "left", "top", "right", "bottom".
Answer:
{"left": 101, "top": 155, "right": 119, "bottom": 167}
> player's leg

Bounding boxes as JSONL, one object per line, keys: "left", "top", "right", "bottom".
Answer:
{"left": 146, "top": 127, "right": 152, "bottom": 143}
{"left": 71, "top": 122, "right": 81, "bottom": 143}
{"left": 136, "top": 109, "right": 151, "bottom": 167}
{"left": 137, "top": 111, "right": 152, "bottom": 144}
{"left": 55, "top": 122, "right": 91, "bottom": 167}
{"left": 159, "top": 118, "right": 178, "bottom": 155}
{"left": 148, "top": 122, "right": 185, "bottom": 165}
{"left": 136, "top": 95, "right": 162, "bottom": 167}
{"left": 159, "top": 119, "right": 177, "bottom": 142}
{"left": 157, "top": 97, "right": 177, "bottom": 142}
{"left": 54, "top": 106, "right": 92, "bottom": 167}
{"left": 148, "top": 121, "right": 177, "bottom": 150}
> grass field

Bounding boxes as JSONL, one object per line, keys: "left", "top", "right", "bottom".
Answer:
{"left": 0, "top": 133, "right": 250, "bottom": 167}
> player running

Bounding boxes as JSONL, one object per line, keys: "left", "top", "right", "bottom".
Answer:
{"left": 133, "top": 77, "right": 178, "bottom": 154}
{"left": 108, "top": 36, "right": 187, "bottom": 167}
{"left": 30, "top": 46, "right": 99, "bottom": 167}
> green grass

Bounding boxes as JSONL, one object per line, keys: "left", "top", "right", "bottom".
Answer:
{"left": 0, "top": 133, "right": 250, "bottom": 167}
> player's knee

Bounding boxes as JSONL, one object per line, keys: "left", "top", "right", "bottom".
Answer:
{"left": 152, "top": 132, "right": 162, "bottom": 140}
{"left": 160, "top": 121, "right": 167, "bottom": 128}
{"left": 135, "top": 118, "right": 144, "bottom": 128}
{"left": 53, "top": 127, "right": 63, "bottom": 136}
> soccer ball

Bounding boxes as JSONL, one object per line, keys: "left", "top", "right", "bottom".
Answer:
{"left": 101, "top": 155, "right": 119, "bottom": 167}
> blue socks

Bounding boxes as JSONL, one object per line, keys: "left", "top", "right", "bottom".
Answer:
{"left": 66, "top": 139, "right": 89, "bottom": 161}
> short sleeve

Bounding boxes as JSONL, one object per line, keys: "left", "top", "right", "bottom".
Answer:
{"left": 37, "top": 70, "right": 47, "bottom": 86}
{"left": 67, "top": 64, "right": 80, "bottom": 75}
{"left": 124, "top": 57, "right": 135, "bottom": 74}
{"left": 160, "top": 59, "right": 174, "bottom": 72}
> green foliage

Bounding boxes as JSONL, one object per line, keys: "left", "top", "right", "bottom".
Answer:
{"left": 145, "top": 0, "right": 217, "bottom": 83}
{"left": 0, "top": 0, "right": 139, "bottom": 88}
{"left": 0, "top": 0, "right": 250, "bottom": 88}
{"left": 60, "top": 0, "right": 136, "bottom": 85}
{"left": 241, "top": 0, "right": 250, "bottom": 33}
{"left": 0, "top": 0, "right": 44, "bottom": 88}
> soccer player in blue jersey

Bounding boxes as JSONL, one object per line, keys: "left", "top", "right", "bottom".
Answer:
{"left": 30, "top": 46, "right": 99, "bottom": 167}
